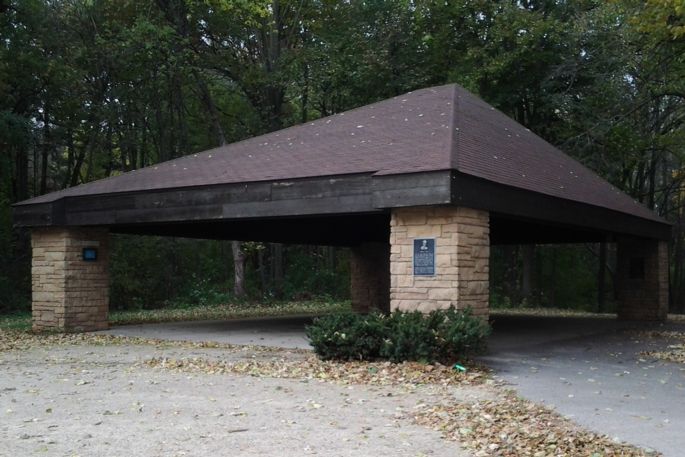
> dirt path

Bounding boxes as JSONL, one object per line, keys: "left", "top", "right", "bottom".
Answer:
{"left": 0, "top": 344, "right": 475, "bottom": 457}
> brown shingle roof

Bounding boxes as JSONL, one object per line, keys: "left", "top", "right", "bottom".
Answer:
{"left": 16, "top": 84, "right": 663, "bottom": 223}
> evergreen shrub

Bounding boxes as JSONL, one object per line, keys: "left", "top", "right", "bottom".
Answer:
{"left": 306, "top": 307, "right": 490, "bottom": 363}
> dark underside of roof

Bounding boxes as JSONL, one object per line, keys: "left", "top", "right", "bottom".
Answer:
{"left": 12, "top": 84, "right": 670, "bottom": 242}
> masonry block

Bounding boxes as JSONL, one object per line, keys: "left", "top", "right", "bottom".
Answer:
{"left": 31, "top": 227, "right": 110, "bottom": 332}
{"left": 390, "top": 206, "right": 490, "bottom": 318}
{"left": 350, "top": 242, "right": 390, "bottom": 313}
{"left": 616, "top": 237, "right": 668, "bottom": 321}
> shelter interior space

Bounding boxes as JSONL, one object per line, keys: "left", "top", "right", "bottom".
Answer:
{"left": 108, "top": 209, "right": 656, "bottom": 321}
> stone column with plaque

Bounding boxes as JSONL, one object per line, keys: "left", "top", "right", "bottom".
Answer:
{"left": 389, "top": 206, "right": 489, "bottom": 317}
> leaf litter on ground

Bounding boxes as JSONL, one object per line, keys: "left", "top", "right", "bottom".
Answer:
{"left": 0, "top": 327, "right": 305, "bottom": 354}
{"left": 143, "top": 355, "right": 488, "bottom": 387}
{"left": 636, "top": 329, "right": 685, "bottom": 364}
{"left": 1, "top": 324, "right": 664, "bottom": 456}
{"left": 413, "top": 389, "right": 660, "bottom": 457}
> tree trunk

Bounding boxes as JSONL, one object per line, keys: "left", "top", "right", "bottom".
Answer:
{"left": 597, "top": 241, "right": 607, "bottom": 312}
{"left": 550, "top": 247, "right": 558, "bottom": 307}
{"left": 521, "top": 244, "right": 535, "bottom": 303}
{"left": 32, "top": 140, "right": 37, "bottom": 196}
{"left": 232, "top": 240, "right": 247, "bottom": 299}
{"left": 301, "top": 57, "right": 309, "bottom": 123}
{"left": 258, "top": 247, "right": 269, "bottom": 295}
{"left": 40, "top": 107, "right": 50, "bottom": 195}
{"left": 172, "top": 73, "right": 188, "bottom": 157}
{"left": 647, "top": 148, "right": 657, "bottom": 210}
{"left": 194, "top": 72, "right": 227, "bottom": 146}
{"left": 69, "top": 149, "right": 85, "bottom": 187}
{"left": 271, "top": 243, "right": 284, "bottom": 299}
{"left": 502, "top": 245, "right": 519, "bottom": 305}
{"left": 62, "top": 128, "right": 74, "bottom": 189}
{"left": 14, "top": 145, "right": 29, "bottom": 202}
{"left": 327, "top": 246, "right": 336, "bottom": 270}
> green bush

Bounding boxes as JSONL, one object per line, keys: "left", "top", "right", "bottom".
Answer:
{"left": 379, "top": 310, "right": 440, "bottom": 362}
{"left": 435, "top": 307, "right": 490, "bottom": 359}
{"left": 306, "top": 307, "right": 490, "bottom": 363}
{"left": 305, "top": 312, "right": 387, "bottom": 360}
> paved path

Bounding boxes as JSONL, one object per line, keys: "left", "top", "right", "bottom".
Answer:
{"left": 480, "top": 315, "right": 685, "bottom": 456}
{"left": 103, "top": 315, "right": 314, "bottom": 349}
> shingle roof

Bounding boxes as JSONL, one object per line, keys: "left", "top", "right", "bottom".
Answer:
{"left": 16, "top": 83, "right": 663, "bottom": 223}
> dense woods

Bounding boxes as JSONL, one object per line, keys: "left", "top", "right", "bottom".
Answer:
{"left": 1, "top": 0, "right": 684, "bottom": 314}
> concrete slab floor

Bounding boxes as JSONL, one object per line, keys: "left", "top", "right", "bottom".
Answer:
{"left": 480, "top": 315, "right": 685, "bottom": 457}
{"left": 101, "top": 315, "right": 314, "bottom": 349}
{"left": 103, "top": 313, "right": 685, "bottom": 456}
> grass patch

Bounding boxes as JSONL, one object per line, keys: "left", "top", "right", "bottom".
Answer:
{"left": 490, "top": 307, "right": 616, "bottom": 319}
{"left": 0, "top": 300, "right": 351, "bottom": 330}
{"left": 0, "top": 312, "right": 31, "bottom": 331}
{"left": 492, "top": 307, "right": 685, "bottom": 323}
{"left": 5, "top": 303, "right": 682, "bottom": 332}
{"left": 110, "top": 299, "right": 351, "bottom": 326}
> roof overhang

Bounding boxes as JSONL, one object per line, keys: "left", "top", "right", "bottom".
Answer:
{"left": 13, "top": 170, "right": 671, "bottom": 242}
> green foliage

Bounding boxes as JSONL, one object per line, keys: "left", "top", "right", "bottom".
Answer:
{"left": 379, "top": 310, "right": 441, "bottom": 363}
{"left": 631, "top": 0, "right": 685, "bottom": 40}
{"left": 305, "top": 312, "right": 388, "bottom": 361}
{"left": 491, "top": 245, "right": 605, "bottom": 312}
{"left": 280, "top": 248, "right": 350, "bottom": 300}
{"left": 109, "top": 235, "right": 349, "bottom": 310}
{"left": 0, "top": 311, "right": 32, "bottom": 331}
{"left": 380, "top": 308, "right": 490, "bottom": 363}
{"left": 436, "top": 307, "right": 492, "bottom": 359}
{"left": 306, "top": 308, "right": 490, "bottom": 363}
{"left": 1, "top": 0, "right": 684, "bottom": 315}
{"left": 176, "top": 276, "right": 232, "bottom": 308}
{"left": 109, "top": 235, "right": 231, "bottom": 309}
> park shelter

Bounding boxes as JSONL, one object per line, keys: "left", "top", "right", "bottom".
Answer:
{"left": 13, "top": 84, "right": 671, "bottom": 331}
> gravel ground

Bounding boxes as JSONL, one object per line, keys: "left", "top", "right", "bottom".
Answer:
{"left": 0, "top": 321, "right": 666, "bottom": 457}
{"left": 0, "top": 343, "right": 478, "bottom": 457}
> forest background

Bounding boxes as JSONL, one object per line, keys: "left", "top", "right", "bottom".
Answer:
{"left": 1, "top": 0, "right": 684, "bottom": 315}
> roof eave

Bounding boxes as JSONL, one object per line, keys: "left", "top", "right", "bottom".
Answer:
{"left": 451, "top": 171, "right": 672, "bottom": 241}
{"left": 12, "top": 171, "right": 455, "bottom": 229}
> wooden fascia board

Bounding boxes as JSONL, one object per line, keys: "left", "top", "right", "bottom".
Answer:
{"left": 451, "top": 171, "right": 672, "bottom": 241}
{"left": 11, "top": 171, "right": 453, "bottom": 228}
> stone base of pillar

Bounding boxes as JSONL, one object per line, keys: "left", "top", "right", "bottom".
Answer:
{"left": 389, "top": 206, "right": 490, "bottom": 318}
{"left": 32, "top": 227, "right": 110, "bottom": 332}
{"left": 350, "top": 243, "right": 390, "bottom": 313}
{"left": 616, "top": 237, "right": 668, "bottom": 321}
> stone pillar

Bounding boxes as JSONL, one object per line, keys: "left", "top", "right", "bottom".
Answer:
{"left": 616, "top": 237, "right": 668, "bottom": 321}
{"left": 350, "top": 242, "right": 390, "bottom": 313}
{"left": 389, "top": 207, "right": 489, "bottom": 317}
{"left": 31, "top": 227, "right": 110, "bottom": 332}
